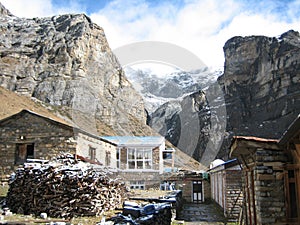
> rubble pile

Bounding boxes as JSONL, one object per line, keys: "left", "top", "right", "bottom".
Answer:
{"left": 6, "top": 154, "right": 127, "bottom": 218}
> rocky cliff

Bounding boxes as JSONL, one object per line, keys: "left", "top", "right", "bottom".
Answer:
{"left": 0, "top": 3, "right": 150, "bottom": 135}
{"left": 150, "top": 30, "right": 300, "bottom": 163}
{"left": 220, "top": 30, "right": 300, "bottom": 140}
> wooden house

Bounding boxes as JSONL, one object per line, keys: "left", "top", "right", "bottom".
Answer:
{"left": 230, "top": 115, "right": 300, "bottom": 225}
{"left": 0, "top": 110, "right": 117, "bottom": 181}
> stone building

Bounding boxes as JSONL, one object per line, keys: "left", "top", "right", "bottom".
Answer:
{"left": 209, "top": 159, "right": 243, "bottom": 222}
{"left": 230, "top": 115, "right": 300, "bottom": 225}
{"left": 0, "top": 110, "right": 117, "bottom": 181}
{"left": 161, "top": 170, "right": 210, "bottom": 203}
{"left": 100, "top": 136, "right": 166, "bottom": 190}
{"left": 0, "top": 109, "right": 208, "bottom": 195}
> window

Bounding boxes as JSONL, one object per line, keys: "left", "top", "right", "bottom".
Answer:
{"left": 163, "top": 152, "right": 173, "bottom": 160}
{"left": 15, "top": 143, "right": 34, "bottom": 164}
{"left": 105, "top": 151, "right": 111, "bottom": 166}
{"left": 160, "top": 181, "right": 176, "bottom": 191}
{"left": 89, "top": 146, "right": 96, "bottom": 161}
{"left": 127, "top": 148, "right": 152, "bottom": 170}
{"left": 116, "top": 148, "right": 120, "bottom": 168}
{"left": 130, "top": 181, "right": 145, "bottom": 190}
{"left": 163, "top": 148, "right": 175, "bottom": 160}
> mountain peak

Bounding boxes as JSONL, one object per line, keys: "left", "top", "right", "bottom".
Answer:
{"left": 0, "top": 2, "right": 14, "bottom": 17}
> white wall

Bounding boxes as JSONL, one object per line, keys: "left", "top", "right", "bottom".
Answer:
{"left": 76, "top": 133, "right": 117, "bottom": 168}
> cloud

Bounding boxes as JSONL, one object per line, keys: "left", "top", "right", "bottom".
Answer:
{"left": 1, "top": 0, "right": 83, "bottom": 17}
{"left": 90, "top": 0, "right": 300, "bottom": 68}
{"left": 1, "top": 0, "right": 300, "bottom": 69}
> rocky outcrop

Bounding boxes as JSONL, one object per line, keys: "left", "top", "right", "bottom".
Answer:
{"left": 0, "top": 3, "right": 148, "bottom": 135}
{"left": 150, "top": 91, "right": 211, "bottom": 162}
{"left": 150, "top": 30, "right": 300, "bottom": 162}
{"left": 150, "top": 85, "right": 226, "bottom": 165}
{"left": 0, "top": 2, "right": 12, "bottom": 17}
{"left": 220, "top": 30, "right": 300, "bottom": 140}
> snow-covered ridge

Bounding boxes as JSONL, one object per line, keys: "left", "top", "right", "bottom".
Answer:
{"left": 124, "top": 65, "right": 222, "bottom": 114}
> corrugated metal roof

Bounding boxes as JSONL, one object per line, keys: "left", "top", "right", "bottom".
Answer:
{"left": 101, "top": 136, "right": 164, "bottom": 147}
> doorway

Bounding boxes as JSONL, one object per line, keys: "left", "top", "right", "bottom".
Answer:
{"left": 15, "top": 143, "right": 35, "bottom": 164}
{"left": 192, "top": 180, "right": 203, "bottom": 203}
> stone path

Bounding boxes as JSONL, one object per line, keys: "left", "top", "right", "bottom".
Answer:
{"left": 176, "top": 201, "right": 226, "bottom": 225}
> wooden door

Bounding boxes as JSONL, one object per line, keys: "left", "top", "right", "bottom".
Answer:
{"left": 192, "top": 181, "right": 203, "bottom": 203}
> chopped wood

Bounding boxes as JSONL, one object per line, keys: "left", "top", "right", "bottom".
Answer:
{"left": 6, "top": 154, "right": 128, "bottom": 218}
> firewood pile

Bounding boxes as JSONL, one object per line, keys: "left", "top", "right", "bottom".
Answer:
{"left": 6, "top": 154, "right": 128, "bottom": 218}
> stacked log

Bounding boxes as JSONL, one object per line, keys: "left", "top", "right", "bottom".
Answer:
{"left": 6, "top": 154, "right": 127, "bottom": 218}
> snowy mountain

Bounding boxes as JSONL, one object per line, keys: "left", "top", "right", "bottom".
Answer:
{"left": 124, "top": 66, "right": 222, "bottom": 114}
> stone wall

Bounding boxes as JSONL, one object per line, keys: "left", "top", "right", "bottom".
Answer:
{"left": 172, "top": 178, "right": 210, "bottom": 203}
{"left": 117, "top": 171, "right": 161, "bottom": 189}
{"left": 0, "top": 3, "right": 148, "bottom": 136}
{"left": 76, "top": 132, "right": 117, "bottom": 167}
{"left": 116, "top": 146, "right": 161, "bottom": 189}
{"left": 118, "top": 146, "right": 160, "bottom": 171}
{"left": 243, "top": 148, "right": 288, "bottom": 224}
{"left": 224, "top": 170, "right": 243, "bottom": 221}
{"left": 210, "top": 168, "right": 243, "bottom": 221}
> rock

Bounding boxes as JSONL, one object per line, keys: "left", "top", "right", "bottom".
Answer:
{"left": 0, "top": 2, "right": 13, "bottom": 17}
{"left": 125, "top": 66, "right": 220, "bottom": 114}
{"left": 0, "top": 3, "right": 148, "bottom": 135}
{"left": 220, "top": 30, "right": 300, "bottom": 137}
{"left": 150, "top": 30, "right": 300, "bottom": 162}
{"left": 150, "top": 90, "right": 213, "bottom": 164}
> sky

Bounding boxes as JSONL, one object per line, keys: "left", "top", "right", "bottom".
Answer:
{"left": 1, "top": 0, "right": 300, "bottom": 70}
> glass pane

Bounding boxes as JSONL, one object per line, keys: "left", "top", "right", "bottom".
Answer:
{"left": 128, "top": 149, "right": 135, "bottom": 160}
{"left": 137, "top": 151, "right": 143, "bottom": 159}
{"left": 193, "top": 183, "right": 202, "bottom": 192}
{"left": 163, "top": 152, "right": 172, "bottom": 159}
{"left": 116, "top": 149, "right": 120, "bottom": 159}
{"left": 144, "top": 150, "right": 151, "bottom": 159}
{"left": 137, "top": 161, "right": 143, "bottom": 169}
{"left": 145, "top": 161, "right": 152, "bottom": 169}
{"left": 128, "top": 161, "right": 135, "bottom": 169}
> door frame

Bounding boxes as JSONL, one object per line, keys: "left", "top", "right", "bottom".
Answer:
{"left": 192, "top": 180, "right": 204, "bottom": 203}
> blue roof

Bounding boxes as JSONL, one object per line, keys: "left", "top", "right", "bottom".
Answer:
{"left": 100, "top": 136, "right": 164, "bottom": 147}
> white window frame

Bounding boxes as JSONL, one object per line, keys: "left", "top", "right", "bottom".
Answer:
{"left": 116, "top": 148, "right": 121, "bottom": 169}
{"left": 130, "top": 180, "right": 145, "bottom": 190}
{"left": 89, "top": 146, "right": 96, "bottom": 161}
{"left": 127, "top": 147, "right": 152, "bottom": 170}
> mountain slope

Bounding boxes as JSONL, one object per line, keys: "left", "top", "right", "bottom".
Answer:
{"left": 0, "top": 2, "right": 206, "bottom": 170}
{"left": 0, "top": 2, "right": 148, "bottom": 136}
{"left": 221, "top": 30, "right": 300, "bottom": 138}
{"left": 124, "top": 66, "right": 220, "bottom": 114}
{"left": 149, "top": 30, "right": 300, "bottom": 164}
